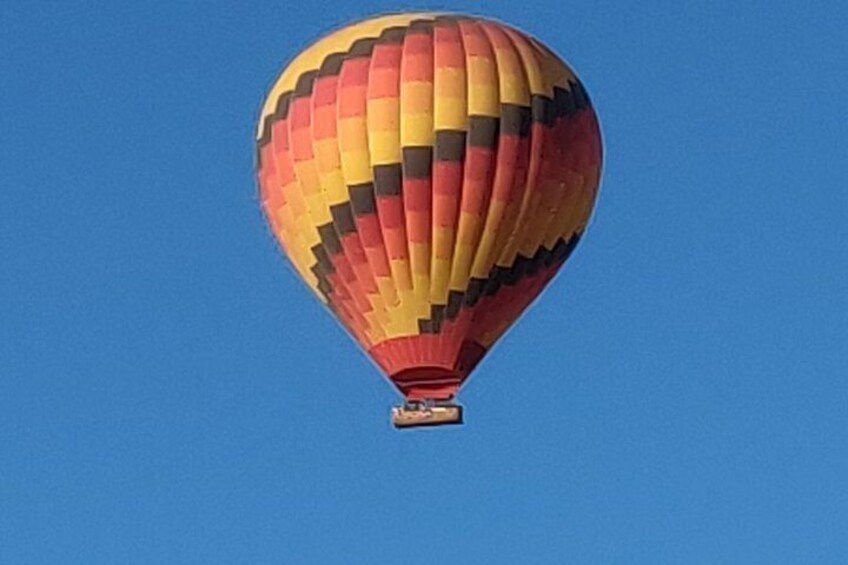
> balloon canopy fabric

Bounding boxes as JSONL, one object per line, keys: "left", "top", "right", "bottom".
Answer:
{"left": 256, "top": 13, "right": 602, "bottom": 402}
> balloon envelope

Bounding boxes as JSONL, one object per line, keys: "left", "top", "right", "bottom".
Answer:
{"left": 256, "top": 13, "right": 602, "bottom": 401}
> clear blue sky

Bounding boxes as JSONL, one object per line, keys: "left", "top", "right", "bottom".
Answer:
{"left": 2, "top": 1, "right": 846, "bottom": 563}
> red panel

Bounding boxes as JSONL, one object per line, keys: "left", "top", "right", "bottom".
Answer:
{"left": 403, "top": 178, "right": 431, "bottom": 243}
{"left": 371, "top": 43, "right": 403, "bottom": 69}
{"left": 403, "top": 31, "right": 433, "bottom": 57}
{"left": 338, "top": 57, "right": 370, "bottom": 88}
{"left": 356, "top": 215, "right": 392, "bottom": 277}
{"left": 312, "top": 76, "right": 337, "bottom": 106}
{"left": 459, "top": 20, "right": 493, "bottom": 57}
{"left": 461, "top": 147, "right": 495, "bottom": 214}
{"left": 340, "top": 233, "right": 378, "bottom": 294}
{"left": 434, "top": 23, "right": 464, "bottom": 68}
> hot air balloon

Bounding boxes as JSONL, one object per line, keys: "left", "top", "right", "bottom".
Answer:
{"left": 255, "top": 12, "right": 602, "bottom": 428}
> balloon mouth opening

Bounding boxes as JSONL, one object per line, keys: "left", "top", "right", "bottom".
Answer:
{"left": 390, "top": 367, "right": 462, "bottom": 401}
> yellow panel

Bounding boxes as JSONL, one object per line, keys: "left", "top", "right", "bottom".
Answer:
{"left": 433, "top": 98, "right": 467, "bottom": 131}
{"left": 504, "top": 28, "right": 549, "bottom": 97}
{"left": 362, "top": 309, "right": 386, "bottom": 342}
{"left": 434, "top": 67, "right": 466, "bottom": 98}
{"left": 303, "top": 192, "right": 332, "bottom": 225}
{"left": 400, "top": 81, "right": 433, "bottom": 113}
{"left": 274, "top": 206, "right": 318, "bottom": 290}
{"left": 498, "top": 189, "right": 543, "bottom": 267}
{"left": 293, "top": 161, "right": 333, "bottom": 226}
{"left": 432, "top": 225, "right": 454, "bottom": 258}
{"left": 468, "top": 85, "right": 499, "bottom": 116}
{"left": 368, "top": 130, "right": 401, "bottom": 165}
{"left": 338, "top": 117, "right": 369, "bottom": 151}
{"left": 409, "top": 242, "right": 430, "bottom": 275}
{"left": 490, "top": 48, "right": 529, "bottom": 105}
{"left": 448, "top": 244, "right": 475, "bottom": 290}
{"left": 430, "top": 257, "right": 451, "bottom": 304}
{"left": 339, "top": 149, "right": 373, "bottom": 185}
{"left": 367, "top": 98, "right": 400, "bottom": 131}
{"left": 467, "top": 58, "right": 499, "bottom": 117}
{"left": 469, "top": 199, "right": 506, "bottom": 279}
{"left": 389, "top": 258, "right": 412, "bottom": 292}
{"left": 375, "top": 277, "right": 399, "bottom": 307}
{"left": 313, "top": 138, "right": 341, "bottom": 171}
{"left": 401, "top": 114, "right": 435, "bottom": 146}
{"left": 366, "top": 293, "right": 390, "bottom": 327}
{"left": 434, "top": 66, "right": 466, "bottom": 131}
{"left": 312, "top": 139, "right": 348, "bottom": 205}
{"left": 467, "top": 57, "right": 497, "bottom": 84}
{"left": 323, "top": 170, "right": 349, "bottom": 205}
{"left": 517, "top": 178, "right": 561, "bottom": 257}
